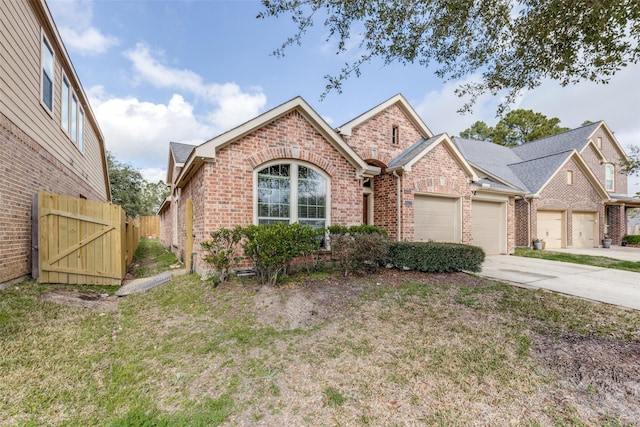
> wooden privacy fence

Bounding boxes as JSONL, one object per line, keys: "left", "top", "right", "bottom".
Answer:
{"left": 137, "top": 215, "right": 160, "bottom": 237}
{"left": 34, "top": 191, "right": 140, "bottom": 285}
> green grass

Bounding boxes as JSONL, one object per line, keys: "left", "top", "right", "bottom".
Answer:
{"left": 131, "top": 237, "right": 181, "bottom": 277}
{"left": 515, "top": 248, "right": 640, "bottom": 273}
{"left": 1, "top": 239, "right": 639, "bottom": 425}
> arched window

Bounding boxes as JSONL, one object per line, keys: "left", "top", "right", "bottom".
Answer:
{"left": 255, "top": 162, "right": 329, "bottom": 228}
{"left": 605, "top": 163, "right": 615, "bottom": 192}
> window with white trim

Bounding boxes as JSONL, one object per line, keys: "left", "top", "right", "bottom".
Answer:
{"left": 41, "top": 34, "right": 54, "bottom": 112}
{"left": 78, "top": 108, "right": 84, "bottom": 151}
{"left": 256, "top": 162, "right": 328, "bottom": 228}
{"left": 61, "top": 77, "right": 70, "bottom": 132}
{"left": 605, "top": 163, "right": 615, "bottom": 191}
{"left": 61, "top": 74, "right": 85, "bottom": 151}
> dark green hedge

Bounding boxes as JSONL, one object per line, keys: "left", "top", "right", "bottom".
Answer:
{"left": 388, "top": 242, "right": 485, "bottom": 273}
{"left": 622, "top": 234, "right": 640, "bottom": 245}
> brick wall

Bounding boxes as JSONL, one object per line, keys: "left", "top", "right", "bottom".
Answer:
{"left": 342, "top": 103, "right": 425, "bottom": 166}
{"left": 536, "top": 156, "right": 605, "bottom": 247}
{"left": 401, "top": 143, "right": 472, "bottom": 243}
{"left": 514, "top": 198, "right": 530, "bottom": 247}
{"left": 0, "top": 112, "right": 107, "bottom": 285}
{"left": 372, "top": 171, "right": 399, "bottom": 239}
{"left": 180, "top": 110, "right": 363, "bottom": 274}
{"left": 586, "top": 127, "right": 628, "bottom": 194}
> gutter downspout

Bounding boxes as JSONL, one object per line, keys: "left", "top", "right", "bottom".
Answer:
{"left": 393, "top": 171, "right": 401, "bottom": 241}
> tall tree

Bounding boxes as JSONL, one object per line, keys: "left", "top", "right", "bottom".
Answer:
{"left": 260, "top": 0, "right": 640, "bottom": 114}
{"left": 458, "top": 121, "right": 494, "bottom": 141}
{"left": 107, "top": 152, "right": 168, "bottom": 217}
{"left": 142, "top": 180, "right": 170, "bottom": 216}
{"left": 107, "top": 152, "right": 146, "bottom": 217}
{"left": 459, "top": 109, "right": 568, "bottom": 146}
{"left": 492, "top": 109, "right": 569, "bottom": 146}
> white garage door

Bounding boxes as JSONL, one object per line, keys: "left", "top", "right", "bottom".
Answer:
{"left": 472, "top": 200, "right": 505, "bottom": 254}
{"left": 572, "top": 212, "right": 597, "bottom": 248}
{"left": 414, "top": 195, "right": 460, "bottom": 242}
{"left": 537, "top": 210, "right": 564, "bottom": 249}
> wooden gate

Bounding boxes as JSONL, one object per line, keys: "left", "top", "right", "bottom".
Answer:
{"left": 34, "top": 191, "right": 138, "bottom": 285}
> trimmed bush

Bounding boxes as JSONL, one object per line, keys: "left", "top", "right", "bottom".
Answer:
{"left": 388, "top": 242, "right": 485, "bottom": 273}
{"left": 328, "top": 224, "right": 388, "bottom": 236}
{"left": 241, "top": 223, "right": 324, "bottom": 286}
{"left": 622, "top": 234, "right": 640, "bottom": 245}
{"left": 328, "top": 225, "right": 388, "bottom": 275}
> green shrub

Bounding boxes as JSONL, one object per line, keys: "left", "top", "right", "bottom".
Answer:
{"left": 327, "top": 224, "right": 388, "bottom": 236}
{"left": 388, "top": 242, "right": 485, "bottom": 273}
{"left": 241, "top": 223, "right": 324, "bottom": 286}
{"left": 200, "top": 227, "right": 243, "bottom": 285}
{"left": 622, "top": 234, "right": 640, "bottom": 245}
{"left": 328, "top": 226, "right": 388, "bottom": 275}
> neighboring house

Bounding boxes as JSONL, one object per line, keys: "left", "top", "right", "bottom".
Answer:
{"left": 454, "top": 121, "right": 640, "bottom": 248}
{"left": 0, "top": 0, "right": 110, "bottom": 286}
{"left": 159, "top": 94, "right": 520, "bottom": 276}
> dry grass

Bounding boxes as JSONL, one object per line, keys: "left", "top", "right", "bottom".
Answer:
{"left": 1, "top": 242, "right": 639, "bottom": 426}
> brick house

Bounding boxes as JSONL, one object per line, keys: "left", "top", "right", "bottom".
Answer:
{"left": 455, "top": 121, "right": 640, "bottom": 248}
{"left": 159, "top": 94, "right": 522, "bottom": 275}
{"left": 0, "top": 0, "right": 111, "bottom": 287}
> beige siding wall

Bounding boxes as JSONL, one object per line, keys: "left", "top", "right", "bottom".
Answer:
{"left": 0, "top": 0, "right": 109, "bottom": 285}
{"left": 0, "top": 0, "right": 108, "bottom": 199}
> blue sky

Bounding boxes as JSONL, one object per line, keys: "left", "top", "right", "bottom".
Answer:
{"left": 47, "top": 0, "right": 640, "bottom": 195}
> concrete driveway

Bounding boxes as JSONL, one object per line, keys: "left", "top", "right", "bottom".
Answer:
{"left": 480, "top": 251, "right": 640, "bottom": 311}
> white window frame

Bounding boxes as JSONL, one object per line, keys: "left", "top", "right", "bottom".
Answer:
{"left": 566, "top": 170, "right": 574, "bottom": 185}
{"left": 61, "top": 73, "right": 85, "bottom": 152}
{"left": 78, "top": 107, "right": 84, "bottom": 151}
{"left": 40, "top": 32, "right": 54, "bottom": 114}
{"left": 253, "top": 160, "right": 331, "bottom": 227}
{"left": 605, "top": 163, "right": 615, "bottom": 192}
{"left": 61, "top": 76, "right": 70, "bottom": 132}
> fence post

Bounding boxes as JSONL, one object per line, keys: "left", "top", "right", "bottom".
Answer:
{"left": 185, "top": 199, "right": 193, "bottom": 273}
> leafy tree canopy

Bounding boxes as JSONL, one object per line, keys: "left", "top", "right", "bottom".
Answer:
{"left": 458, "top": 109, "right": 569, "bottom": 146}
{"left": 259, "top": 0, "right": 640, "bottom": 114}
{"left": 107, "top": 152, "right": 169, "bottom": 217}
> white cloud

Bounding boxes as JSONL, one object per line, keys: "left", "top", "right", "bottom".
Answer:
{"left": 59, "top": 27, "right": 118, "bottom": 56}
{"left": 47, "top": 0, "right": 118, "bottom": 55}
{"left": 139, "top": 168, "right": 167, "bottom": 184}
{"left": 413, "top": 74, "right": 502, "bottom": 135}
{"left": 89, "top": 87, "right": 213, "bottom": 180}
{"left": 123, "top": 43, "right": 267, "bottom": 130}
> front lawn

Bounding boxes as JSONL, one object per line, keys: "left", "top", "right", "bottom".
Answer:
{"left": 515, "top": 247, "right": 640, "bottom": 273}
{"left": 1, "top": 239, "right": 639, "bottom": 426}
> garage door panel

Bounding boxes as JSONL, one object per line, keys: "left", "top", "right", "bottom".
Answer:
{"left": 537, "top": 211, "right": 563, "bottom": 249}
{"left": 572, "top": 212, "right": 597, "bottom": 248}
{"left": 472, "top": 200, "right": 505, "bottom": 255}
{"left": 414, "top": 196, "right": 459, "bottom": 243}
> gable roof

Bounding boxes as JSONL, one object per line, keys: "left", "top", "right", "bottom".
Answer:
{"left": 510, "top": 121, "right": 601, "bottom": 161}
{"left": 170, "top": 141, "right": 195, "bottom": 164}
{"left": 454, "top": 119, "right": 626, "bottom": 198}
{"left": 453, "top": 137, "right": 528, "bottom": 191}
{"left": 166, "top": 141, "right": 196, "bottom": 184}
{"left": 508, "top": 151, "right": 573, "bottom": 194}
{"left": 336, "top": 94, "right": 433, "bottom": 139}
{"left": 176, "top": 97, "right": 380, "bottom": 187}
{"left": 389, "top": 133, "right": 479, "bottom": 181}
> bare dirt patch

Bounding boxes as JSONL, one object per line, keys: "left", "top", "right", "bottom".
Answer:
{"left": 40, "top": 289, "right": 118, "bottom": 311}
{"left": 532, "top": 329, "right": 640, "bottom": 423}
{"left": 216, "top": 269, "right": 640, "bottom": 425}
